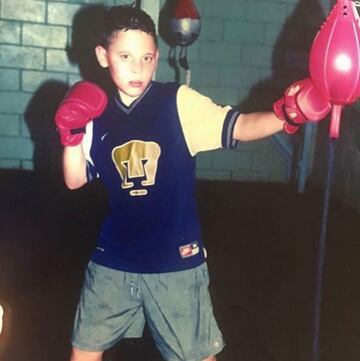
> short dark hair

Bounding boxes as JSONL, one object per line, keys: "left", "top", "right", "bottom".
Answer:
{"left": 100, "top": 5, "right": 157, "bottom": 48}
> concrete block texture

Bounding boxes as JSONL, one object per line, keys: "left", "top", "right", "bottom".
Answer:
{"left": 213, "top": 148, "right": 252, "bottom": 171}
{"left": 200, "top": 18, "right": 224, "bottom": 42}
{"left": 0, "top": 158, "right": 21, "bottom": 168}
{"left": 220, "top": 65, "right": 261, "bottom": 87}
{"left": 23, "top": 24, "right": 68, "bottom": 49}
{"left": 252, "top": 152, "right": 286, "bottom": 173}
{"left": 1, "top": 0, "right": 46, "bottom": 23}
{"left": 196, "top": 169, "right": 232, "bottom": 180}
{"left": 196, "top": 152, "right": 214, "bottom": 170}
{"left": 203, "top": 0, "right": 246, "bottom": 19}
{"left": 246, "top": 1, "right": 287, "bottom": 24}
{"left": 48, "top": 3, "right": 82, "bottom": 26}
{"left": 242, "top": 44, "right": 273, "bottom": 67}
{"left": 200, "top": 42, "right": 242, "bottom": 65}
{"left": 22, "top": 71, "right": 67, "bottom": 92}
{"left": 0, "top": 20, "right": 21, "bottom": 44}
{"left": 0, "top": 92, "right": 33, "bottom": 115}
{"left": 0, "top": 136, "right": 34, "bottom": 159}
{"left": 0, "top": 114, "right": 21, "bottom": 136}
{"left": 46, "top": 49, "right": 79, "bottom": 73}
{"left": 0, "top": 45, "right": 45, "bottom": 70}
{"left": 0, "top": 69, "right": 20, "bottom": 91}
{"left": 224, "top": 20, "right": 264, "bottom": 44}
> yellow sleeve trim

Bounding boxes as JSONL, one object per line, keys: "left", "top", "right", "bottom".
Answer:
{"left": 177, "top": 85, "right": 232, "bottom": 156}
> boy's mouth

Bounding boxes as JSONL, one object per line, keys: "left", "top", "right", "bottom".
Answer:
{"left": 129, "top": 81, "right": 143, "bottom": 88}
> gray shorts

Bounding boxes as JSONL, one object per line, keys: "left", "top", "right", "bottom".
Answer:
{"left": 72, "top": 261, "right": 224, "bottom": 361}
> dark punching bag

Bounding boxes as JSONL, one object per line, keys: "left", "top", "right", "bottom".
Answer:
{"left": 169, "top": 0, "right": 201, "bottom": 47}
{"left": 169, "top": 0, "right": 201, "bottom": 85}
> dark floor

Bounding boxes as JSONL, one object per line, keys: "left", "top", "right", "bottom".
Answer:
{"left": 0, "top": 170, "right": 359, "bottom": 361}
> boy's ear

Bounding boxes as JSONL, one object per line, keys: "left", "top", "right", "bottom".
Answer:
{"left": 156, "top": 49, "right": 160, "bottom": 62}
{"left": 154, "top": 49, "right": 160, "bottom": 68}
{"left": 95, "top": 45, "right": 109, "bottom": 68}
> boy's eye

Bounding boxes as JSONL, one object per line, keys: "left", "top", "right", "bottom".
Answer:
{"left": 144, "top": 56, "right": 153, "bottom": 63}
{"left": 120, "top": 54, "right": 129, "bottom": 60}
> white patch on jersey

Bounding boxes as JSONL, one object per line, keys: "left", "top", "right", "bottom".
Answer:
{"left": 83, "top": 121, "right": 96, "bottom": 169}
{"left": 101, "top": 132, "right": 109, "bottom": 141}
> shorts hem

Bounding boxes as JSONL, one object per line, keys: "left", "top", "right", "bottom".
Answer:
{"left": 71, "top": 333, "right": 144, "bottom": 352}
{"left": 165, "top": 341, "right": 225, "bottom": 361}
{"left": 196, "top": 343, "right": 225, "bottom": 361}
{"left": 71, "top": 335, "right": 141, "bottom": 353}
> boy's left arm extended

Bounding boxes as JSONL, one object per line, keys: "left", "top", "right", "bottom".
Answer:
{"left": 232, "top": 111, "right": 283, "bottom": 142}
{"left": 233, "top": 77, "right": 332, "bottom": 142}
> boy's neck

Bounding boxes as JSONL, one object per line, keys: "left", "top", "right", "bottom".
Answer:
{"left": 118, "top": 91, "right": 138, "bottom": 107}
{"left": 117, "top": 81, "right": 153, "bottom": 107}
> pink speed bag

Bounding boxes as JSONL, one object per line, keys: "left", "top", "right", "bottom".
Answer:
{"left": 309, "top": 0, "right": 360, "bottom": 138}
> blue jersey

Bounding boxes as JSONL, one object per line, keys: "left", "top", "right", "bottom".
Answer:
{"left": 83, "top": 81, "right": 239, "bottom": 273}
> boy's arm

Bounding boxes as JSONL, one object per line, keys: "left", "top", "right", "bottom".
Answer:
{"left": 54, "top": 81, "right": 108, "bottom": 190}
{"left": 233, "top": 78, "right": 332, "bottom": 142}
{"left": 232, "top": 111, "right": 283, "bottom": 142}
{"left": 63, "top": 145, "right": 87, "bottom": 189}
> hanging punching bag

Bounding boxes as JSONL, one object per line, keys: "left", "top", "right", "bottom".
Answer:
{"left": 168, "top": 0, "right": 201, "bottom": 86}
{"left": 169, "top": 0, "right": 201, "bottom": 47}
{"left": 309, "top": 0, "right": 360, "bottom": 138}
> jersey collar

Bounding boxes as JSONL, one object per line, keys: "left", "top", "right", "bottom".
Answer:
{"left": 114, "top": 82, "right": 153, "bottom": 114}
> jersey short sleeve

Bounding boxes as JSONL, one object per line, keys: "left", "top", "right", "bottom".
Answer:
{"left": 176, "top": 85, "right": 240, "bottom": 156}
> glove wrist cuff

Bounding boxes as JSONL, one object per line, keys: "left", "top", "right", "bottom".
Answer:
{"left": 58, "top": 127, "right": 85, "bottom": 146}
{"left": 273, "top": 100, "right": 299, "bottom": 134}
{"left": 70, "top": 126, "right": 86, "bottom": 135}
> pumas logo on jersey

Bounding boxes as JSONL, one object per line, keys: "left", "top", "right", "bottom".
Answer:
{"left": 112, "top": 140, "right": 161, "bottom": 196}
{"left": 179, "top": 241, "right": 200, "bottom": 259}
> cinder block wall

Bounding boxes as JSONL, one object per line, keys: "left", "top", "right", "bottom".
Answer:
{"left": 155, "top": 0, "right": 332, "bottom": 183}
{"left": 3, "top": 0, "right": 358, "bottom": 214}
{"left": 0, "top": 0, "right": 133, "bottom": 173}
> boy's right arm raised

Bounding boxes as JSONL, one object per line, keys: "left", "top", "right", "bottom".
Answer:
{"left": 54, "top": 81, "right": 108, "bottom": 189}
{"left": 62, "top": 144, "right": 87, "bottom": 190}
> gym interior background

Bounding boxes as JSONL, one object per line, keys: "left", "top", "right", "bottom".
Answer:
{"left": 0, "top": 0, "right": 359, "bottom": 209}
{"left": 0, "top": 1, "right": 359, "bottom": 361}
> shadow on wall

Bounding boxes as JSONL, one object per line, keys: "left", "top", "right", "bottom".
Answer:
{"left": 24, "top": 80, "right": 69, "bottom": 188}
{"left": 237, "top": 0, "right": 328, "bottom": 189}
{"left": 239, "top": 0, "right": 327, "bottom": 112}
{"left": 67, "top": 4, "right": 115, "bottom": 94}
{"left": 24, "top": 4, "right": 115, "bottom": 188}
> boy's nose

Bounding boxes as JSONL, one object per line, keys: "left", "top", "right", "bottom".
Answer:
{"left": 131, "top": 60, "right": 142, "bottom": 73}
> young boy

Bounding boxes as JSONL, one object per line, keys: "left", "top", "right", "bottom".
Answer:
{"left": 55, "top": 5, "right": 331, "bottom": 361}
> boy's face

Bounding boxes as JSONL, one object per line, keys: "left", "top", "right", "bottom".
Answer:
{"left": 96, "top": 29, "right": 159, "bottom": 106}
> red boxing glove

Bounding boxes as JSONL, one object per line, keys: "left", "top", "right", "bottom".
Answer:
{"left": 55, "top": 81, "right": 108, "bottom": 146}
{"left": 273, "top": 78, "right": 332, "bottom": 134}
